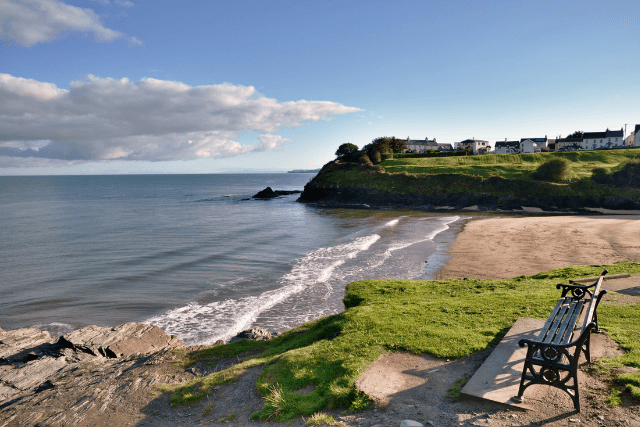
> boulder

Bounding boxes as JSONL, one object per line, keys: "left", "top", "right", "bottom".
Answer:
{"left": 229, "top": 328, "right": 274, "bottom": 342}
{"left": 60, "top": 323, "right": 184, "bottom": 358}
{"left": 0, "top": 327, "right": 55, "bottom": 363}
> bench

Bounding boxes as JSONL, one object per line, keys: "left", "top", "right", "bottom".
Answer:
{"left": 514, "top": 269, "right": 608, "bottom": 411}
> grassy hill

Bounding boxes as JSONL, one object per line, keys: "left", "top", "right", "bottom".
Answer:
{"left": 383, "top": 149, "right": 640, "bottom": 180}
{"left": 299, "top": 149, "right": 640, "bottom": 209}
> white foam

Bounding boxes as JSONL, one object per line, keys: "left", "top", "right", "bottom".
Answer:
{"left": 147, "top": 234, "right": 381, "bottom": 345}
{"left": 33, "top": 322, "right": 75, "bottom": 337}
{"left": 384, "top": 219, "right": 399, "bottom": 227}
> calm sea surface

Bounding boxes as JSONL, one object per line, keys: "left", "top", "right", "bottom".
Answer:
{"left": 0, "top": 174, "right": 464, "bottom": 345}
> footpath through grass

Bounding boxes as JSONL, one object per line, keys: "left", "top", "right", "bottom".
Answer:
{"left": 161, "top": 261, "right": 640, "bottom": 421}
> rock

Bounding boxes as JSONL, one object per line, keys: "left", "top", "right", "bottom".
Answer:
{"left": 597, "top": 415, "right": 605, "bottom": 421}
{"left": 0, "top": 356, "right": 66, "bottom": 390}
{"left": 252, "top": 187, "right": 302, "bottom": 199}
{"left": 60, "top": 323, "right": 185, "bottom": 358}
{"left": 400, "top": 421, "right": 424, "bottom": 427}
{"left": 253, "top": 187, "right": 276, "bottom": 198}
{"left": 187, "top": 361, "right": 216, "bottom": 377}
{"left": 229, "top": 328, "right": 273, "bottom": 342}
{"left": 0, "top": 327, "right": 55, "bottom": 363}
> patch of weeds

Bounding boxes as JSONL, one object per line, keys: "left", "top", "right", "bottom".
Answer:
{"left": 306, "top": 412, "right": 337, "bottom": 425}
{"left": 203, "top": 403, "right": 214, "bottom": 416}
{"left": 608, "top": 388, "right": 623, "bottom": 407}
{"left": 447, "top": 377, "right": 468, "bottom": 401}
{"left": 220, "top": 412, "right": 236, "bottom": 422}
{"left": 619, "top": 373, "right": 640, "bottom": 400}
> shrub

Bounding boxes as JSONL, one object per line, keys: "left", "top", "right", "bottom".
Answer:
{"left": 358, "top": 153, "right": 373, "bottom": 166}
{"left": 609, "top": 159, "right": 640, "bottom": 189}
{"left": 381, "top": 152, "right": 393, "bottom": 161}
{"left": 533, "top": 158, "right": 571, "bottom": 181}
{"left": 591, "top": 167, "right": 610, "bottom": 184}
{"left": 335, "top": 143, "right": 359, "bottom": 158}
{"left": 370, "top": 150, "right": 382, "bottom": 164}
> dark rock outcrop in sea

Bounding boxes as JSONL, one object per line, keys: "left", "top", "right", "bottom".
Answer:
{"left": 252, "top": 187, "right": 302, "bottom": 199}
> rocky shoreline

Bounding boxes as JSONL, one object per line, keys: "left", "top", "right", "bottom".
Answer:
{"left": 297, "top": 179, "right": 640, "bottom": 212}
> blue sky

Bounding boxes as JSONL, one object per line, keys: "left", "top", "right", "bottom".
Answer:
{"left": 1, "top": 0, "right": 639, "bottom": 175}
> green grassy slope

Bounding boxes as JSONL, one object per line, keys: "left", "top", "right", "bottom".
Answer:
{"left": 382, "top": 149, "right": 640, "bottom": 180}
{"left": 161, "top": 262, "right": 640, "bottom": 420}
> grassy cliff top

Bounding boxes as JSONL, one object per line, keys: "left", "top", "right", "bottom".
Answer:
{"left": 382, "top": 149, "right": 640, "bottom": 180}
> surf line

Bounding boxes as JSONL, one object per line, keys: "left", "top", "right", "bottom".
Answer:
{"left": 418, "top": 215, "right": 463, "bottom": 280}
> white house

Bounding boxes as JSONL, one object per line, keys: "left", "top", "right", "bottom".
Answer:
{"left": 457, "top": 138, "right": 490, "bottom": 154}
{"left": 520, "top": 139, "right": 541, "bottom": 153}
{"left": 494, "top": 140, "right": 520, "bottom": 154}
{"left": 520, "top": 136, "right": 549, "bottom": 151}
{"left": 581, "top": 128, "right": 624, "bottom": 150}
{"left": 628, "top": 124, "right": 640, "bottom": 147}
{"left": 405, "top": 136, "right": 438, "bottom": 153}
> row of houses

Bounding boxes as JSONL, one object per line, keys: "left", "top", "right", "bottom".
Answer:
{"left": 404, "top": 125, "right": 640, "bottom": 155}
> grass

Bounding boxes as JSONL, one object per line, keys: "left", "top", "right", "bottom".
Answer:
{"left": 305, "top": 412, "right": 337, "bottom": 425}
{"left": 385, "top": 149, "right": 640, "bottom": 180}
{"left": 161, "top": 261, "right": 640, "bottom": 421}
{"left": 447, "top": 377, "right": 468, "bottom": 401}
{"left": 311, "top": 148, "right": 640, "bottom": 201}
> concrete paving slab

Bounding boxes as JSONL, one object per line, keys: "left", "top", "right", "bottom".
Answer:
{"left": 460, "top": 317, "right": 545, "bottom": 410}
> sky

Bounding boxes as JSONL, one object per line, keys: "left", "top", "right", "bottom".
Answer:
{"left": 1, "top": 0, "right": 639, "bottom": 175}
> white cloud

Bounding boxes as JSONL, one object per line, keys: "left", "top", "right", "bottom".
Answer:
{"left": 0, "top": 0, "right": 124, "bottom": 46}
{"left": 114, "top": 0, "right": 133, "bottom": 7}
{"left": 128, "top": 36, "right": 143, "bottom": 47}
{"left": 0, "top": 73, "right": 360, "bottom": 166}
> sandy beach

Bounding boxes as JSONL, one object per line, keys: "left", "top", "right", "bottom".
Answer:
{"left": 438, "top": 215, "right": 640, "bottom": 280}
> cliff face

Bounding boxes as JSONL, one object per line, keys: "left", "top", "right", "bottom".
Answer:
{"left": 298, "top": 163, "right": 640, "bottom": 212}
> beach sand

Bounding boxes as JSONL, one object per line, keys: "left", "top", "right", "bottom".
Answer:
{"left": 438, "top": 215, "right": 640, "bottom": 280}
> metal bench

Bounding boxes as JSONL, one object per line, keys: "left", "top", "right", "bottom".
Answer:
{"left": 515, "top": 270, "right": 608, "bottom": 411}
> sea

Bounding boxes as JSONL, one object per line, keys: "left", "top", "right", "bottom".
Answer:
{"left": 0, "top": 174, "right": 465, "bottom": 345}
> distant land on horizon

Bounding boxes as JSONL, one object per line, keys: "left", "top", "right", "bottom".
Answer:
{"left": 287, "top": 169, "right": 321, "bottom": 174}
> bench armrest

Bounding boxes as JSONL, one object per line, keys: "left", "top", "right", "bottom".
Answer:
{"left": 518, "top": 322, "right": 597, "bottom": 363}
{"left": 557, "top": 269, "right": 608, "bottom": 299}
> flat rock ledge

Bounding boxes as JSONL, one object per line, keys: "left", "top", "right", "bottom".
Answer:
{"left": 0, "top": 323, "right": 184, "bottom": 404}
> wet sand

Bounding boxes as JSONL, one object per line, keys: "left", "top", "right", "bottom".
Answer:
{"left": 438, "top": 215, "right": 640, "bottom": 280}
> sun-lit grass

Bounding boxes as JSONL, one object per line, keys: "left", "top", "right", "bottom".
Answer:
{"left": 384, "top": 149, "right": 640, "bottom": 180}
{"left": 161, "top": 261, "right": 640, "bottom": 420}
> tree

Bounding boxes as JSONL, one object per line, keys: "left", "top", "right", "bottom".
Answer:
{"left": 567, "top": 131, "right": 583, "bottom": 139}
{"left": 335, "top": 143, "right": 359, "bottom": 157}
{"left": 388, "top": 137, "right": 407, "bottom": 153}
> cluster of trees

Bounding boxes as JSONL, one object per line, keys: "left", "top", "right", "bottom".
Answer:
{"left": 335, "top": 136, "right": 408, "bottom": 165}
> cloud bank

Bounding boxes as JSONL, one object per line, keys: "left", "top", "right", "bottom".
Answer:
{"left": 0, "top": 74, "right": 359, "bottom": 166}
{"left": 0, "top": 0, "right": 125, "bottom": 46}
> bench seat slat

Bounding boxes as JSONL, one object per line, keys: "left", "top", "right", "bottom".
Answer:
{"left": 538, "top": 297, "right": 571, "bottom": 343}
{"left": 553, "top": 300, "right": 585, "bottom": 345}
{"left": 542, "top": 301, "right": 571, "bottom": 344}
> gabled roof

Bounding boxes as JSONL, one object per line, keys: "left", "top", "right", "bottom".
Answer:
{"left": 495, "top": 141, "right": 520, "bottom": 148}
{"left": 583, "top": 131, "right": 606, "bottom": 139}
{"left": 459, "top": 139, "right": 488, "bottom": 144}
{"left": 557, "top": 137, "right": 583, "bottom": 143}
{"left": 520, "top": 137, "right": 547, "bottom": 143}
{"left": 635, "top": 124, "right": 640, "bottom": 134}
{"left": 606, "top": 129, "right": 623, "bottom": 138}
{"left": 407, "top": 139, "right": 438, "bottom": 146}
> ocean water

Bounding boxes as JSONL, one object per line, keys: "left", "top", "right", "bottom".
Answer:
{"left": 0, "top": 174, "right": 464, "bottom": 345}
